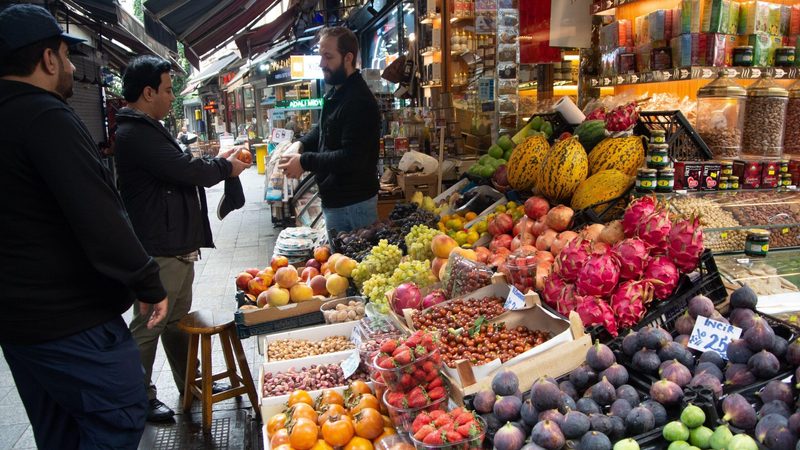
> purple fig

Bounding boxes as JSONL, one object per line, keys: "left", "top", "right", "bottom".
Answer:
{"left": 559, "top": 380, "right": 579, "bottom": 401}
{"left": 494, "top": 395, "right": 523, "bottom": 422}
{"left": 771, "top": 335, "right": 789, "bottom": 359}
{"left": 492, "top": 369, "right": 520, "bottom": 396}
{"left": 538, "top": 409, "right": 564, "bottom": 428}
{"left": 621, "top": 331, "right": 640, "bottom": 356}
{"left": 759, "top": 400, "right": 792, "bottom": 419}
{"left": 473, "top": 389, "right": 496, "bottom": 413}
{"left": 615, "top": 385, "right": 640, "bottom": 407}
{"left": 649, "top": 379, "right": 684, "bottom": 406}
{"left": 725, "top": 364, "right": 758, "bottom": 387}
{"left": 659, "top": 360, "right": 692, "bottom": 387}
{"left": 608, "top": 416, "right": 626, "bottom": 441}
{"left": 722, "top": 393, "right": 758, "bottom": 429}
{"left": 599, "top": 364, "right": 629, "bottom": 387}
{"left": 640, "top": 400, "right": 668, "bottom": 426}
{"left": 786, "top": 338, "right": 800, "bottom": 366}
{"left": 521, "top": 399, "right": 539, "bottom": 426}
{"left": 696, "top": 362, "right": 724, "bottom": 381}
{"left": 698, "top": 350, "right": 725, "bottom": 369}
{"left": 711, "top": 311, "right": 730, "bottom": 325}
{"left": 788, "top": 412, "right": 800, "bottom": 436}
{"left": 586, "top": 340, "right": 615, "bottom": 372}
{"left": 559, "top": 392, "right": 577, "bottom": 414}
{"left": 531, "top": 378, "right": 562, "bottom": 412}
{"left": 675, "top": 312, "right": 696, "bottom": 335}
{"left": 730, "top": 285, "right": 758, "bottom": 310}
{"left": 610, "top": 398, "right": 632, "bottom": 419}
{"left": 494, "top": 422, "right": 527, "bottom": 450}
{"left": 744, "top": 316, "right": 776, "bottom": 352}
{"left": 625, "top": 406, "right": 656, "bottom": 434}
{"left": 530, "top": 420, "right": 565, "bottom": 450}
{"left": 576, "top": 397, "right": 601, "bottom": 415}
{"left": 764, "top": 425, "right": 797, "bottom": 450}
{"left": 589, "top": 413, "right": 614, "bottom": 435}
{"left": 675, "top": 334, "right": 691, "bottom": 348}
{"left": 730, "top": 308, "right": 757, "bottom": 329}
{"left": 580, "top": 431, "right": 611, "bottom": 450}
{"left": 727, "top": 339, "right": 754, "bottom": 364}
{"left": 569, "top": 364, "right": 597, "bottom": 391}
{"left": 658, "top": 342, "right": 686, "bottom": 362}
{"left": 689, "top": 372, "right": 723, "bottom": 398}
{"left": 759, "top": 380, "right": 794, "bottom": 405}
{"left": 757, "top": 414, "right": 789, "bottom": 442}
{"left": 638, "top": 326, "right": 666, "bottom": 350}
{"left": 748, "top": 350, "right": 780, "bottom": 379}
{"left": 688, "top": 295, "right": 715, "bottom": 319}
{"left": 561, "top": 411, "right": 590, "bottom": 439}
{"left": 632, "top": 348, "right": 660, "bottom": 375}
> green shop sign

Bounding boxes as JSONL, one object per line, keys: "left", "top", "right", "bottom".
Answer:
{"left": 275, "top": 98, "right": 324, "bottom": 109}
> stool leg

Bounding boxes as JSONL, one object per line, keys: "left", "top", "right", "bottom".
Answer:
{"left": 201, "top": 334, "right": 213, "bottom": 432}
{"left": 220, "top": 329, "right": 240, "bottom": 389}
{"left": 229, "top": 331, "right": 259, "bottom": 417}
{"left": 182, "top": 334, "right": 200, "bottom": 413}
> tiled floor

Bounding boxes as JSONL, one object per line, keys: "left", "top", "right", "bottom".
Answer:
{"left": 0, "top": 167, "right": 276, "bottom": 449}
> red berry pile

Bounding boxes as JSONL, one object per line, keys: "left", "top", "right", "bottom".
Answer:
{"left": 411, "top": 407, "right": 485, "bottom": 448}
{"left": 373, "top": 331, "right": 442, "bottom": 392}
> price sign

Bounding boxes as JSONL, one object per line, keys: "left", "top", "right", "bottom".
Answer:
{"left": 721, "top": 232, "right": 728, "bottom": 239}
{"left": 341, "top": 351, "right": 361, "bottom": 379}
{"left": 504, "top": 285, "right": 526, "bottom": 310}
{"left": 270, "top": 128, "right": 294, "bottom": 144}
{"left": 688, "top": 315, "right": 742, "bottom": 359}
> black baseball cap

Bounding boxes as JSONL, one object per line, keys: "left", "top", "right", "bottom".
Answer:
{"left": 0, "top": 4, "right": 85, "bottom": 56}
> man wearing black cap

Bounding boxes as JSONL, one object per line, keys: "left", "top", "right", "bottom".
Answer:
{"left": 0, "top": 4, "right": 168, "bottom": 449}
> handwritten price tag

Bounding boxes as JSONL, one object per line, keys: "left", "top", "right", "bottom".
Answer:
{"left": 688, "top": 315, "right": 742, "bottom": 359}
{"left": 504, "top": 285, "right": 527, "bottom": 310}
{"left": 340, "top": 351, "right": 361, "bottom": 379}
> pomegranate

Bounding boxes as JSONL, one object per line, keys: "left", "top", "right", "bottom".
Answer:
{"left": 524, "top": 196, "right": 550, "bottom": 220}
{"left": 551, "top": 231, "right": 579, "bottom": 256}
{"left": 488, "top": 213, "right": 514, "bottom": 236}
{"left": 536, "top": 229, "right": 558, "bottom": 252}
{"left": 422, "top": 289, "right": 448, "bottom": 309}
{"left": 391, "top": 282, "right": 422, "bottom": 315}
{"left": 580, "top": 223, "right": 605, "bottom": 241}
{"left": 546, "top": 205, "right": 574, "bottom": 232}
{"left": 490, "top": 234, "right": 513, "bottom": 252}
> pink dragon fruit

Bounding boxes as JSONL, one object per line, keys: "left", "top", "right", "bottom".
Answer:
{"left": 576, "top": 296, "right": 619, "bottom": 337}
{"left": 586, "top": 107, "right": 607, "bottom": 121}
{"left": 637, "top": 208, "right": 672, "bottom": 255}
{"left": 644, "top": 256, "right": 680, "bottom": 301}
{"left": 622, "top": 196, "right": 657, "bottom": 238}
{"left": 610, "top": 280, "right": 654, "bottom": 329}
{"left": 668, "top": 216, "right": 704, "bottom": 273}
{"left": 613, "top": 238, "right": 651, "bottom": 281}
{"left": 556, "top": 238, "right": 592, "bottom": 282}
{"left": 542, "top": 274, "right": 576, "bottom": 316}
{"left": 604, "top": 102, "right": 639, "bottom": 132}
{"left": 576, "top": 247, "right": 621, "bottom": 297}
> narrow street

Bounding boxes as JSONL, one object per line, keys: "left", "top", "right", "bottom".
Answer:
{"left": 0, "top": 167, "right": 275, "bottom": 449}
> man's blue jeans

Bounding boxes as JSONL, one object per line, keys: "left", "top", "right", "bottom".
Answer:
{"left": 323, "top": 195, "right": 378, "bottom": 245}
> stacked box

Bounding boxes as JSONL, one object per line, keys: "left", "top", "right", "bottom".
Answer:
{"left": 672, "top": 34, "right": 693, "bottom": 66}
{"left": 791, "top": 5, "right": 800, "bottom": 36}
{"left": 780, "top": 5, "right": 791, "bottom": 36}
{"left": 682, "top": 0, "right": 702, "bottom": 34}
{"left": 744, "top": 33, "right": 783, "bottom": 65}
{"left": 649, "top": 10, "right": 666, "bottom": 41}
{"left": 739, "top": 1, "right": 777, "bottom": 35}
{"left": 728, "top": 2, "right": 740, "bottom": 34}
{"left": 673, "top": 7, "right": 683, "bottom": 37}
{"left": 702, "top": 0, "right": 731, "bottom": 34}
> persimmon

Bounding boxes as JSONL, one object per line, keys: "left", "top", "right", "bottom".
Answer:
{"left": 353, "top": 407, "right": 383, "bottom": 440}
{"left": 344, "top": 436, "right": 374, "bottom": 450}
{"left": 316, "top": 389, "right": 345, "bottom": 408}
{"left": 267, "top": 413, "right": 289, "bottom": 436}
{"left": 271, "top": 428, "right": 290, "bottom": 448}
{"left": 321, "top": 413, "right": 355, "bottom": 447}
{"left": 289, "top": 389, "right": 314, "bottom": 407}
{"left": 349, "top": 393, "right": 379, "bottom": 415}
{"left": 318, "top": 403, "right": 348, "bottom": 426}
{"left": 290, "top": 403, "right": 319, "bottom": 423}
{"left": 289, "top": 417, "right": 319, "bottom": 450}
{"left": 310, "top": 439, "right": 333, "bottom": 450}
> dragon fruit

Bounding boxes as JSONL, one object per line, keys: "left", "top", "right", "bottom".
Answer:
{"left": 668, "top": 216, "right": 704, "bottom": 272}
{"left": 604, "top": 102, "right": 639, "bottom": 132}
{"left": 644, "top": 256, "right": 680, "bottom": 301}
{"left": 576, "top": 247, "right": 620, "bottom": 297}
{"left": 613, "top": 238, "right": 651, "bottom": 281}
{"left": 610, "top": 280, "right": 654, "bottom": 329}
{"left": 586, "top": 107, "right": 607, "bottom": 121}
{"left": 637, "top": 208, "right": 672, "bottom": 255}
{"left": 622, "top": 196, "right": 657, "bottom": 238}
{"left": 542, "top": 273, "right": 576, "bottom": 316}
{"left": 576, "top": 296, "right": 619, "bottom": 337}
{"left": 556, "top": 238, "right": 592, "bottom": 282}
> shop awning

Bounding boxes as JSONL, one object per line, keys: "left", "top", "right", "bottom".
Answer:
{"left": 235, "top": 5, "right": 299, "bottom": 57}
{"left": 187, "top": 53, "right": 239, "bottom": 84}
{"left": 224, "top": 66, "right": 251, "bottom": 92}
{"left": 143, "top": 0, "right": 281, "bottom": 69}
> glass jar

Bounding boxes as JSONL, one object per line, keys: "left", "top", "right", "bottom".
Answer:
{"left": 636, "top": 168, "right": 657, "bottom": 193}
{"left": 646, "top": 144, "right": 670, "bottom": 169}
{"left": 783, "top": 80, "right": 800, "bottom": 156}
{"left": 745, "top": 229, "right": 770, "bottom": 258}
{"left": 656, "top": 169, "right": 674, "bottom": 192}
{"left": 775, "top": 47, "right": 796, "bottom": 67}
{"left": 719, "top": 176, "right": 729, "bottom": 190}
{"left": 720, "top": 160, "right": 734, "bottom": 176}
{"left": 733, "top": 46, "right": 754, "bottom": 66}
{"left": 742, "top": 74, "right": 788, "bottom": 160}
{"left": 696, "top": 72, "right": 746, "bottom": 159}
{"left": 729, "top": 175, "right": 740, "bottom": 190}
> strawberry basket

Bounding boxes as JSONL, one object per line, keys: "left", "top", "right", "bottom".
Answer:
{"left": 409, "top": 413, "right": 486, "bottom": 450}
{"left": 383, "top": 390, "right": 449, "bottom": 433}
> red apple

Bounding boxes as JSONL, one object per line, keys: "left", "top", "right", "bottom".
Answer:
{"left": 309, "top": 275, "right": 328, "bottom": 296}
{"left": 247, "top": 277, "right": 269, "bottom": 296}
{"left": 314, "top": 246, "right": 331, "bottom": 263}
{"left": 235, "top": 272, "right": 254, "bottom": 291}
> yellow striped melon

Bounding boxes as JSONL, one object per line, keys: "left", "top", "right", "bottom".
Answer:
{"left": 507, "top": 134, "right": 549, "bottom": 191}
{"left": 537, "top": 136, "right": 588, "bottom": 203}
{"left": 571, "top": 169, "right": 635, "bottom": 213}
{"left": 588, "top": 136, "right": 645, "bottom": 177}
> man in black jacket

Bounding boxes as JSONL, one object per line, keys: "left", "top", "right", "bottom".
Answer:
{"left": 0, "top": 4, "right": 167, "bottom": 448}
{"left": 115, "top": 55, "right": 249, "bottom": 422}
{"left": 279, "top": 27, "right": 380, "bottom": 241}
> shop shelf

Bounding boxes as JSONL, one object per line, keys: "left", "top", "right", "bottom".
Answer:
{"left": 588, "top": 66, "right": 800, "bottom": 88}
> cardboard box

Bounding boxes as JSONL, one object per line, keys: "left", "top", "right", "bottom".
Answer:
{"left": 674, "top": 162, "right": 704, "bottom": 190}
{"left": 237, "top": 298, "right": 327, "bottom": 327}
{"left": 397, "top": 172, "right": 439, "bottom": 201}
{"left": 737, "top": 160, "right": 763, "bottom": 189}
{"left": 762, "top": 161, "right": 781, "bottom": 187}
{"left": 702, "top": 162, "right": 722, "bottom": 190}
{"left": 256, "top": 321, "right": 358, "bottom": 361}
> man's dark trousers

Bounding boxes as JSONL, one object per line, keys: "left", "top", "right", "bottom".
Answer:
{"left": 1, "top": 316, "right": 148, "bottom": 449}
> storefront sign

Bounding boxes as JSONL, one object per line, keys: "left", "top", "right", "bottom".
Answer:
{"left": 220, "top": 71, "right": 237, "bottom": 86}
{"left": 275, "top": 98, "right": 324, "bottom": 110}
{"left": 290, "top": 55, "right": 324, "bottom": 80}
{"left": 267, "top": 67, "right": 292, "bottom": 86}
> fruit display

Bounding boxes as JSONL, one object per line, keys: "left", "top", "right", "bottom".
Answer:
{"left": 441, "top": 253, "right": 493, "bottom": 299}
{"left": 409, "top": 407, "right": 486, "bottom": 450}
{"left": 587, "top": 137, "right": 646, "bottom": 177}
{"left": 235, "top": 246, "right": 356, "bottom": 308}
{"left": 573, "top": 120, "right": 608, "bottom": 153}
{"left": 570, "top": 170, "right": 634, "bottom": 214}
{"left": 436, "top": 213, "right": 482, "bottom": 248}
{"left": 406, "top": 225, "right": 442, "bottom": 262}
{"left": 661, "top": 405, "right": 761, "bottom": 450}
{"left": 438, "top": 322, "right": 550, "bottom": 367}
{"left": 322, "top": 299, "right": 367, "bottom": 324}
{"left": 410, "top": 296, "right": 507, "bottom": 333}
{"left": 467, "top": 134, "right": 516, "bottom": 180}
{"left": 507, "top": 135, "right": 550, "bottom": 192}
{"left": 267, "top": 336, "right": 355, "bottom": 361}
{"left": 536, "top": 135, "right": 589, "bottom": 204}
{"left": 264, "top": 382, "right": 397, "bottom": 450}
{"left": 372, "top": 331, "right": 442, "bottom": 393}
{"left": 542, "top": 196, "right": 705, "bottom": 336}
{"left": 262, "top": 364, "right": 369, "bottom": 397}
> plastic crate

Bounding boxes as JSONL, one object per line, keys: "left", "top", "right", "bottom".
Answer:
{"left": 634, "top": 111, "right": 712, "bottom": 162}
{"left": 234, "top": 310, "right": 325, "bottom": 339}
{"left": 525, "top": 111, "right": 574, "bottom": 144}
{"left": 570, "top": 185, "right": 635, "bottom": 230}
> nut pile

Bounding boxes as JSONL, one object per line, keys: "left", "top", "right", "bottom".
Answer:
{"left": 742, "top": 96, "right": 787, "bottom": 158}
{"left": 722, "top": 191, "right": 800, "bottom": 248}
{"left": 717, "top": 259, "right": 799, "bottom": 296}
{"left": 261, "top": 364, "right": 368, "bottom": 397}
{"left": 439, "top": 322, "right": 550, "bottom": 366}
{"left": 670, "top": 196, "right": 744, "bottom": 252}
{"left": 322, "top": 300, "right": 366, "bottom": 323}
{"left": 699, "top": 128, "right": 741, "bottom": 158}
{"left": 784, "top": 98, "right": 800, "bottom": 155}
{"left": 267, "top": 336, "right": 354, "bottom": 361}
{"left": 411, "top": 296, "right": 506, "bottom": 332}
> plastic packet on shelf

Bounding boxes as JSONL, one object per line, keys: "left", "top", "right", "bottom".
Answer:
{"left": 441, "top": 252, "right": 494, "bottom": 299}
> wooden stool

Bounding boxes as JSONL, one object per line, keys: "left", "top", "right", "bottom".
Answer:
{"left": 178, "top": 310, "right": 259, "bottom": 431}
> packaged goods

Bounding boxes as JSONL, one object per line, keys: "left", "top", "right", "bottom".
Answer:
{"left": 739, "top": 1, "right": 778, "bottom": 35}
{"left": 674, "top": 162, "right": 704, "bottom": 190}
{"left": 672, "top": 34, "right": 692, "bottom": 66}
{"left": 702, "top": 0, "right": 732, "bottom": 34}
{"left": 682, "top": 0, "right": 701, "bottom": 33}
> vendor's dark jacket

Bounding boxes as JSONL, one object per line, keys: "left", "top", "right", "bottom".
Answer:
{"left": 114, "top": 108, "right": 232, "bottom": 257}
{"left": 0, "top": 80, "right": 166, "bottom": 345}
{"left": 299, "top": 71, "right": 380, "bottom": 208}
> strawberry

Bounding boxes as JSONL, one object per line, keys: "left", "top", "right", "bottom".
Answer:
{"left": 457, "top": 422, "right": 481, "bottom": 438}
{"left": 439, "top": 422, "right": 456, "bottom": 433}
{"left": 421, "top": 333, "right": 434, "bottom": 348}
{"left": 423, "top": 430, "right": 444, "bottom": 445}
{"left": 427, "top": 376, "right": 443, "bottom": 389}
{"left": 428, "top": 410, "right": 447, "bottom": 419}
{"left": 422, "top": 360, "right": 436, "bottom": 373}
{"left": 449, "top": 407, "right": 465, "bottom": 418}
{"left": 393, "top": 349, "right": 413, "bottom": 366}
{"left": 377, "top": 356, "right": 395, "bottom": 369}
{"left": 433, "top": 414, "right": 453, "bottom": 428}
{"left": 407, "top": 386, "right": 428, "bottom": 408}
{"left": 386, "top": 391, "right": 404, "bottom": 407}
{"left": 445, "top": 431, "right": 463, "bottom": 443}
{"left": 455, "top": 411, "right": 475, "bottom": 425}
{"left": 428, "top": 386, "right": 446, "bottom": 400}
{"left": 413, "top": 412, "right": 433, "bottom": 428}
{"left": 392, "top": 344, "right": 410, "bottom": 357}
{"left": 399, "top": 373, "right": 415, "bottom": 389}
{"left": 413, "top": 424, "right": 436, "bottom": 441}
{"left": 380, "top": 339, "right": 398, "bottom": 353}
{"left": 406, "top": 333, "right": 423, "bottom": 348}
{"left": 414, "top": 345, "right": 429, "bottom": 357}
{"left": 412, "top": 368, "right": 427, "bottom": 381}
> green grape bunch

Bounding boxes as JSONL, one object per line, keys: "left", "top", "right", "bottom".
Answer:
{"left": 404, "top": 225, "right": 441, "bottom": 261}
